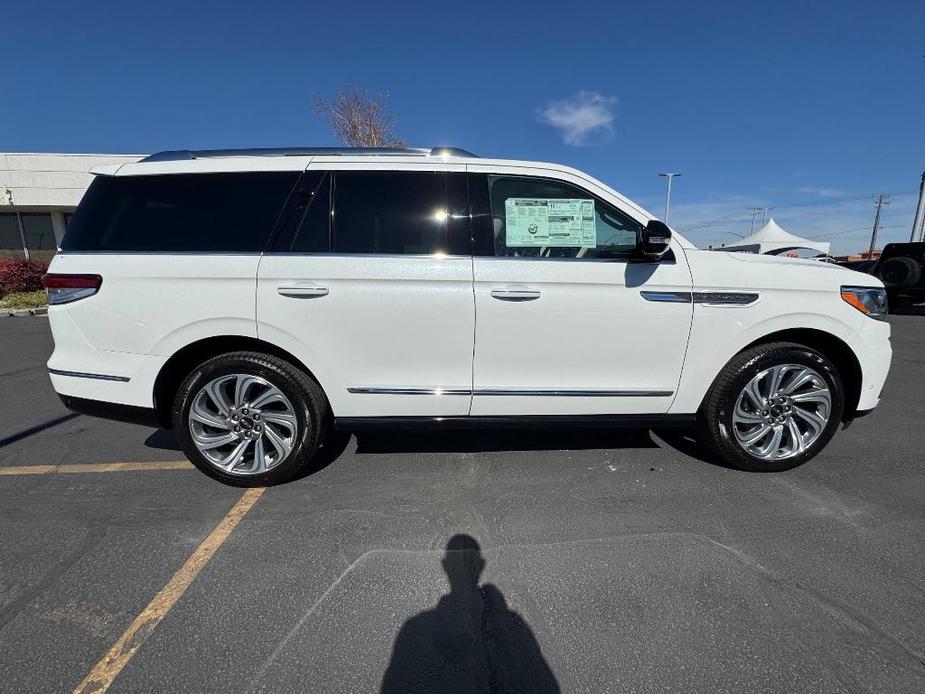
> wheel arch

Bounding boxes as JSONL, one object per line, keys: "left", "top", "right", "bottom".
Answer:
{"left": 152, "top": 335, "right": 323, "bottom": 429}
{"left": 733, "top": 328, "right": 862, "bottom": 422}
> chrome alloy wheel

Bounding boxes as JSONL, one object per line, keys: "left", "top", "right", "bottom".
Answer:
{"left": 731, "top": 364, "right": 832, "bottom": 461}
{"left": 188, "top": 374, "right": 298, "bottom": 475}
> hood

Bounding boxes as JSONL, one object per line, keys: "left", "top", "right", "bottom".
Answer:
{"left": 685, "top": 248, "right": 885, "bottom": 291}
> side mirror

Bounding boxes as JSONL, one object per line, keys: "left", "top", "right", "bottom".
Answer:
{"left": 639, "top": 220, "right": 672, "bottom": 259}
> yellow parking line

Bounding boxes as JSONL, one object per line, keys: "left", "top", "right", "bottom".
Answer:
{"left": 73, "top": 487, "right": 265, "bottom": 694}
{"left": 0, "top": 461, "right": 192, "bottom": 476}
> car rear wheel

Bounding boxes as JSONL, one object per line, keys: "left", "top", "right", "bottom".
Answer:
{"left": 698, "top": 342, "right": 844, "bottom": 472}
{"left": 172, "top": 351, "right": 327, "bottom": 486}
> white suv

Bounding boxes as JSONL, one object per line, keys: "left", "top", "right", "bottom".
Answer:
{"left": 44, "top": 147, "right": 892, "bottom": 485}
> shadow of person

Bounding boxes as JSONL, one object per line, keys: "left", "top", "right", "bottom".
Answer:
{"left": 381, "top": 534, "right": 560, "bottom": 694}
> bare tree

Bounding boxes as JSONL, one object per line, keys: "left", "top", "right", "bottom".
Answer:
{"left": 313, "top": 87, "right": 406, "bottom": 148}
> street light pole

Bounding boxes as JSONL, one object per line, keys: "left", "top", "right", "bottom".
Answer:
{"left": 657, "top": 172, "right": 681, "bottom": 224}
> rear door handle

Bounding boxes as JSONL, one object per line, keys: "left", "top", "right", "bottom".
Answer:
{"left": 277, "top": 284, "right": 329, "bottom": 299}
{"left": 490, "top": 287, "right": 541, "bottom": 302}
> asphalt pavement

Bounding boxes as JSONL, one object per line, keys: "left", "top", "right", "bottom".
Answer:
{"left": 0, "top": 314, "right": 923, "bottom": 693}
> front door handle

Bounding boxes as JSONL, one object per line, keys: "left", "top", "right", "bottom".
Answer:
{"left": 277, "top": 284, "right": 329, "bottom": 299}
{"left": 490, "top": 287, "right": 541, "bottom": 302}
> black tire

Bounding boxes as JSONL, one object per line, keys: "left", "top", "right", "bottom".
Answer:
{"left": 697, "top": 342, "right": 844, "bottom": 472}
{"left": 172, "top": 351, "right": 327, "bottom": 486}
{"left": 878, "top": 256, "right": 921, "bottom": 288}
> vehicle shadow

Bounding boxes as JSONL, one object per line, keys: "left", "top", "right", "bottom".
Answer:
{"left": 381, "top": 533, "right": 560, "bottom": 694}
{"left": 353, "top": 427, "right": 658, "bottom": 454}
{"left": 353, "top": 426, "right": 725, "bottom": 468}
{"left": 146, "top": 425, "right": 727, "bottom": 472}
{"left": 143, "top": 426, "right": 353, "bottom": 481}
{"left": 144, "top": 428, "right": 183, "bottom": 451}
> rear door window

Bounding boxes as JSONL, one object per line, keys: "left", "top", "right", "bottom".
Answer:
{"left": 331, "top": 171, "right": 453, "bottom": 255}
{"left": 61, "top": 172, "right": 299, "bottom": 252}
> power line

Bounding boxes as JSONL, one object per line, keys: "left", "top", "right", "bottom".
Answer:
{"left": 809, "top": 224, "right": 904, "bottom": 239}
{"left": 678, "top": 189, "right": 918, "bottom": 234}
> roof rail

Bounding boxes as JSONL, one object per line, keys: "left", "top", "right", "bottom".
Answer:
{"left": 140, "top": 147, "right": 478, "bottom": 163}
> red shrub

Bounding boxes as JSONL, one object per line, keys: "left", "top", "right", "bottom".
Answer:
{"left": 0, "top": 258, "right": 49, "bottom": 294}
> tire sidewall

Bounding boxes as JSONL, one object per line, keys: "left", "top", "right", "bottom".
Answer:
{"left": 172, "top": 355, "right": 315, "bottom": 486}
{"left": 715, "top": 346, "right": 844, "bottom": 472}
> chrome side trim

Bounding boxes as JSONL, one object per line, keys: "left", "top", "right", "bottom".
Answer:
{"left": 692, "top": 291, "right": 760, "bottom": 306}
{"left": 347, "top": 387, "right": 674, "bottom": 397}
{"left": 474, "top": 388, "right": 674, "bottom": 397}
{"left": 48, "top": 368, "right": 131, "bottom": 383}
{"left": 640, "top": 290, "right": 760, "bottom": 306}
{"left": 641, "top": 291, "right": 692, "bottom": 303}
{"left": 55, "top": 251, "right": 265, "bottom": 257}
{"left": 262, "top": 252, "right": 470, "bottom": 260}
{"left": 347, "top": 387, "right": 472, "bottom": 396}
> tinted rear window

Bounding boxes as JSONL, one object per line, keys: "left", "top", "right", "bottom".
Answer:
{"left": 61, "top": 172, "right": 299, "bottom": 252}
{"left": 332, "top": 171, "right": 448, "bottom": 255}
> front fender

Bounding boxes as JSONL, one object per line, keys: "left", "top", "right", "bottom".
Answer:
{"left": 668, "top": 304, "right": 862, "bottom": 415}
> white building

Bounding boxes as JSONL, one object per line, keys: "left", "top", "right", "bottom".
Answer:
{"left": 1, "top": 152, "right": 142, "bottom": 261}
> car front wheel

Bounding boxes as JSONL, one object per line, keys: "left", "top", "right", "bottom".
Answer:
{"left": 698, "top": 342, "right": 844, "bottom": 472}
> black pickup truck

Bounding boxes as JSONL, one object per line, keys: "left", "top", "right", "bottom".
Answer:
{"left": 870, "top": 242, "right": 925, "bottom": 307}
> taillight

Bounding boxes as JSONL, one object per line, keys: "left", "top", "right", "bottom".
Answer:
{"left": 41, "top": 274, "right": 103, "bottom": 305}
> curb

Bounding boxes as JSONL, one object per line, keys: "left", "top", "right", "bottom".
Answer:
{"left": 1, "top": 307, "right": 48, "bottom": 317}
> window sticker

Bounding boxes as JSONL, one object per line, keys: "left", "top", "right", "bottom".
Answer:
{"left": 504, "top": 198, "right": 597, "bottom": 247}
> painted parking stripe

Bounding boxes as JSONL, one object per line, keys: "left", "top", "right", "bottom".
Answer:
{"left": 0, "top": 461, "right": 192, "bottom": 476}
{"left": 73, "top": 487, "right": 265, "bottom": 694}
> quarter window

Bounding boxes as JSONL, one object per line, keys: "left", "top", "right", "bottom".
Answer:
{"left": 61, "top": 172, "right": 299, "bottom": 252}
{"left": 486, "top": 175, "right": 641, "bottom": 259}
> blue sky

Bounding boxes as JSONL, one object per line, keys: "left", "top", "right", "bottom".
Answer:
{"left": 4, "top": 0, "right": 923, "bottom": 254}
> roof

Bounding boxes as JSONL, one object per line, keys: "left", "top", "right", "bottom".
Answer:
{"left": 724, "top": 218, "right": 830, "bottom": 255}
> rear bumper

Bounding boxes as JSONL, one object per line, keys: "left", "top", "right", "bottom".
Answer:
{"left": 57, "top": 393, "right": 160, "bottom": 428}
{"left": 46, "top": 306, "right": 165, "bottom": 409}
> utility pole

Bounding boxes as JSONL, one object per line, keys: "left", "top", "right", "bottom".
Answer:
{"left": 749, "top": 206, "right": 772, "bottom": 233}
{"left": 911, "top": 171, "right": 925, "bottom": 242}
{"left": 657, "top": 172, "right": 681, "bottom": 224}
{"left": 748, "top": 207, "right": 771, "bottom": 234}
{"left": 868, "top": 194, "right": 890, "bottom": 258}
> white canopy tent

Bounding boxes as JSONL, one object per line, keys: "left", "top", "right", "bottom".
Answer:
{"left": 722, "top": 218, "right": 830, "bottom": 256}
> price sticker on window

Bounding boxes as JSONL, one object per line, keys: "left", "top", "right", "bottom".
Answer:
{"left": 504, "top": 198, "right": 597, "bottom": 247}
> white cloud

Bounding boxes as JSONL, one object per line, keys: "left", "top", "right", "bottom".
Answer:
{"left": 537, "top": 91, "right": 617, "bottom": 146}
{"left": 797, "top": 186, "right": 846, "bottom": 198}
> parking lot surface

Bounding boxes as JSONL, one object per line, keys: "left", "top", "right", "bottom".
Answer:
{"left": 1, "top": 315, "right": 924, "bottom": 693}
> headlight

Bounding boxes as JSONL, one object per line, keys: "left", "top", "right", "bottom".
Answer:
{"left": 841, "top": 286, "right": 888, "bottom": 319}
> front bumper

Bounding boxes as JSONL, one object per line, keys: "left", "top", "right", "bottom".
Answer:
{"left": 852, "top": 319, "right": 892, "bottom": 412}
